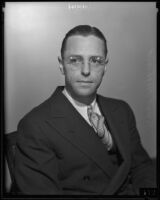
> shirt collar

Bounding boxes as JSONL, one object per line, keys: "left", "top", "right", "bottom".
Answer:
{"left": 63, "top": 88, "right": 96, "bottom": 109}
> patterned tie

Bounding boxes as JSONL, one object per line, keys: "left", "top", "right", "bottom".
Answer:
{"left": 87, "top": 105, "right": 113, "bottom": 150}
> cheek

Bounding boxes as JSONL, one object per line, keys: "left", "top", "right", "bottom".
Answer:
{"left": 65, "top": 69, "right": 79, "bottom": 82}
{"left": 92, "top": 70, "right": 105, "bottom": 82}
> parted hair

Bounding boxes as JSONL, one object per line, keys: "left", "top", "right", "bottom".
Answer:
{"left": 61, "top": 25, "right": 108, "bottom": 58}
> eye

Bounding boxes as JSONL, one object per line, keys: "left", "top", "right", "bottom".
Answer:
{"left": 69, "top": 56, "right": 82, "bottom": 64}
{"left": 90, "top": 56, "right": 104, "bottom": 64}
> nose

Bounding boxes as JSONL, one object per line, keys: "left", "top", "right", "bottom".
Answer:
{"left": 81, "top": 61, "right": 90, "bottom": 76}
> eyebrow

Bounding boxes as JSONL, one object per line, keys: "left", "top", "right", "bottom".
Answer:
{"left": 68, "top": 54, "right": 82, "bottom": 57}
{"left": 67, "top": 54, "right": 105, "bottom": 58}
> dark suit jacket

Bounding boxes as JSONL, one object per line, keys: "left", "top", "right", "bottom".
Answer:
{"left": 14, "top": 86, "right": 156, "bottom": 195}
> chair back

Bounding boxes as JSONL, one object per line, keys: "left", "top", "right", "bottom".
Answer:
{"left": 5, "top": 131, "right": 18, "bottom": 194}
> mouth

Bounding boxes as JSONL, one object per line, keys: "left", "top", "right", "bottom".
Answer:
{"left": 76, "top": 81, "right": 93, "bottom": 88}
{"left": 77, "top": 81, "right": 93, "bottom": 83}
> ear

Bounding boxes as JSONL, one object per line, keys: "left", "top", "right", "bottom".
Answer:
{"left": 58, "top": 56, "right": 65, "bottom": 75}
{"left": 104, "top": 57, "right": 109, "bottom": 73}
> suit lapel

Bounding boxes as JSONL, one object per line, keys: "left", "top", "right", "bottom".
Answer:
{"left": 46, "top": 87, "right": 130, "bottom": 193}
{"left": 97, "top": 96, "right": 128, "bottom": 161}
{"left": 46, "top": 87, "right": 117, "bottom": 178}
{"left": 97, "top": 96, "right": 131, "bottom": 194}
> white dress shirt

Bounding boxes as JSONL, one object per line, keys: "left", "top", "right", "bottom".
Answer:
{"left": 62, "top": 88, "right": 113, "bottom": 150}
{"left": 63, "top": 88, "right": 101, "bottom": 126}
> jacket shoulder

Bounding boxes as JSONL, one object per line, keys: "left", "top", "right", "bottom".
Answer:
{"left": 18, "top": 96, "right": 52, "bottom": 128}
{"left": 98, "top": 94, "right": 131, "bottom": 110}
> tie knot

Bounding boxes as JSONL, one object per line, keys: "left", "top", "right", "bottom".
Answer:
{"left": 87, "top": 105, "right": 93, "bottom": 116}
{"left": 87, "top": 105, "right": 101, "bottom": 120}
{"left": 87, "top": 106, "right": 105, "bottom": 137}
{"left": 87, "top": 105, "right": 113, "bottom": 150}
{"left": 87, "top": 106, "right": 98, "bottom": 121}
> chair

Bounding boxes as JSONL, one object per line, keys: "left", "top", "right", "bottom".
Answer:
{"left": 5, "top": 131, "right": 18, "bottom": 194}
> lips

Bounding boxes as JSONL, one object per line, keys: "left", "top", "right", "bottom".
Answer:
{"left": 77, "top": 80, "right": 93, "bottom": 83}
{"left": 77, "top": 81, "right": 93, "bottom": 87}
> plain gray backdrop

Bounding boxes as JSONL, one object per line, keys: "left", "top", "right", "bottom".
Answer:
{"left": 4, "top": 3, "right": 157, "bottom": 188}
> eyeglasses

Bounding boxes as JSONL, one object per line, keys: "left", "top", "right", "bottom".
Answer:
{"left": 63, "top": 55, "right": 107, "bottom": 69}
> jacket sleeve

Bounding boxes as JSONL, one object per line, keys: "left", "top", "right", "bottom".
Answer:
{"left": 14, "top": 116, "right": 63, "bottom": 195}
{"left": 125, "top": 103, "right": 156, "bottom": 194}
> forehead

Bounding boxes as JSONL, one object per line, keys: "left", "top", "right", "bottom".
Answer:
{"left": 64, "top": 35, "right": 105, "bottom": 57}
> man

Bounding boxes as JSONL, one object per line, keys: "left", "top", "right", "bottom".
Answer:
{"left": 14, "top": 25, "right": 156, "bottom": 195}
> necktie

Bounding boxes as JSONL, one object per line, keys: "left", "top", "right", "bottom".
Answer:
{"left": 87, "top": 105, "right": 113, "bottom": 150}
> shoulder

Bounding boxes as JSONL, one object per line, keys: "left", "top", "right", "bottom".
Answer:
{"left": 18, "top": 96, "right": 53, "bottom": 130}
{"left": 98, "top": 94, "right": 131, "bottom": 111}
{"left": 97, "top": 94, "right": 137, "bottom": 128}
{"left": 98, "top": 94, "right": 136, "bottom": 124}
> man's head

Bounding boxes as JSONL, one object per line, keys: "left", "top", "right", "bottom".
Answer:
{"left": 58, "top": 25, "right": 108, "bottom": 104}
{"left": 61, "top": 25, "right": 108, "bottom": 59}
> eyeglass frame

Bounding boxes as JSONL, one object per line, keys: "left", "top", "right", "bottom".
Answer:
{"left": 61, "top": 55, "right": 108, "bottom": 70}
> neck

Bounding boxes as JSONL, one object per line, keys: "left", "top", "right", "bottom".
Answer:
{"left": 65, "top": 88, "right": 96, "bottom": 105}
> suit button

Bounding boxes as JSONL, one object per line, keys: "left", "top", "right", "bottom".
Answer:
{"left": 83, "top": 176, "right": 90, "bottom": 181}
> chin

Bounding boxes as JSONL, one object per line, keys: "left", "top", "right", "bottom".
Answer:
{"left": 74, "top": 88, "right": 96, "bottom": 97}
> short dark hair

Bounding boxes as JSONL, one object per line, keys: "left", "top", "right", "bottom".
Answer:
{"left": 61, "top": 25, "right": 108, "bottom": 58}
